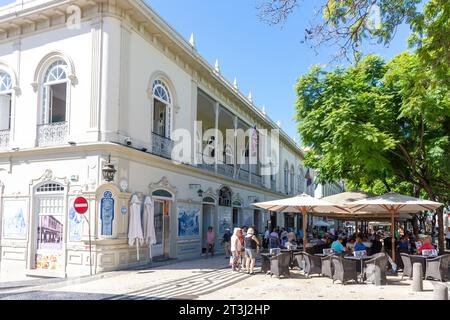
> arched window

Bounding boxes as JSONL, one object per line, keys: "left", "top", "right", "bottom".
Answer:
{"left": 152, "top": 79, "right": 173, "bottom": 138}
{"left": 284, "top": 162, "right": 289, "bottom": 195}
{"left": 218, "top": 186, "right": 232, "bottom": 207}
{"left": 0, "top": 71, "right": 12, "bottom": 134}
{"left": 40, "top": 60, "right": 68, "bottom": 125}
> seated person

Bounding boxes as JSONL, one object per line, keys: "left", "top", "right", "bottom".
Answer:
{"left": 346, "top": 238, "right": 355, "bottom": 251}
{"left": 370, "top": 235, "right": 382, "bottom": 254}
{"left": 398, "top": 237, "right": 410, "bottom": 251}
{"left": 353, "top": 237, "right": 366, "bottom": 252}
{"left": 331, "top": 236, "right": 347, "bottom": 254}
{"left": 418, "top": 237, "right": 435, "bottom": 254}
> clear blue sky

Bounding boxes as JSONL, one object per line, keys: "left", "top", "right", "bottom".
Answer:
{"left": 0, "top": 0, "right": 412, "bottom": 142}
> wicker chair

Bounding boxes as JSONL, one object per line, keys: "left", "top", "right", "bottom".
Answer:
{"left": 331, "top": 256, "right": 358, "bottom": 285}
{"left": 303, "top": 252, "right": 322, "bottom": 277}
{"left": 400, "top": 253, "right": 413, "bottom": 280}
{"left": 270, "top": 252, "right": 291, "bottom": 278}
{"left": 292, "top": 252, "right": 303, "bottom": 269}
{"left": 425, "top": 254, "right": 450, "bottom": 282}
{"left": 364, "top": 253, "right": 388, "bottom": 285}
{"left": 261, "top": 254, "right": 271, "bottom": 274}
{"left": 321, "top": 254, "right": 336, "bottom": 279}
{"left": 294, "top": 253, "right": 304, "bottom": 271}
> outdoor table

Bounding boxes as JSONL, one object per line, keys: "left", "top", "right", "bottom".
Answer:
{"left": 344, "top": 256, "right": 372, "bottom": 282}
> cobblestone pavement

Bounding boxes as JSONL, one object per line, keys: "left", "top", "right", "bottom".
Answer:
{"left": 0, "top": 255, "right": 447, "bottom": 300}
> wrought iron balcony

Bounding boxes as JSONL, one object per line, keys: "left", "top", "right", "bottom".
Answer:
{"left": 0, "top": 130, "right": 10, "bottom": 148}
{"left": 151, "top": 132, "right": 173, "bottom": 159}
{"left": 237, "top": 168, "right": 250, "bottom": 183}
{"left": 271, "top": 180, "right": 276, "bottom": 192}
{"left": 196, "top": 153, "right": 215, "bottom": 173}
{"left": 37, "top": 122, "right": 68, "bottom": 147}
{"left": 251, "top": 173, "right": 263, "bottom": 187}
{"left": 217, "top": 161, "right": 234, "bottom": 178}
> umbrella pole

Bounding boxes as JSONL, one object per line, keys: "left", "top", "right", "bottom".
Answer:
{"left": 302, "top": 208, "right": 307, "bottom": 251}
{"left": 391, "top": 209, "right": 396, "bottom": 263}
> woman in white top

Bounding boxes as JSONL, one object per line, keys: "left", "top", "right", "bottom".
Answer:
{"left": 230, "top": 228, "right": 242, "bottom": 271}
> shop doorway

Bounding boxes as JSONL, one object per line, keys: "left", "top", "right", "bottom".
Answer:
{"left": 202, "top": 204, "right": 214, "bottom": 254}
{"left": 153, "top": 199, "right": 171, "bottom": 258}
{"left": 34, "top": 183, "right": 65, "bottom": 271}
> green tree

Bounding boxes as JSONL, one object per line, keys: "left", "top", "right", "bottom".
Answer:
{"left": 295, "top": 53, "right": 450, "bottom": 251}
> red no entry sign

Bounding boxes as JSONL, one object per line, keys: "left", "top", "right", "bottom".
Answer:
{"left": 74, "top": 197, "right": 89, "bottom": 214}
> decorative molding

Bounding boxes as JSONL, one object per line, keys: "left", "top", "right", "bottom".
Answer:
{"left": 148, "top": 176, "right": 177, "bottom": 196}
{"left": 30, "top": 169, "right": 69, "bottom": 188}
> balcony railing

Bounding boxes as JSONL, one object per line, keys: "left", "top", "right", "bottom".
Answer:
{"left": 0, "top": 130, "right": 10, "bottom": 148}
{"left": 151, "top": 132, "right": 173, "bottom": 159}
{"left": 251, "top": 173, "right": 263, "bottom": 187}
{"left": 237, "top": 168, "right": 250, "bottom": 183}
{"left": 196, "top": 153, "right": 215, "bottom": 173}
{"left": 37, "top": 122, "right": 68, "bottom": 147}
{"left": 217, "top": 161, "right": 234, "bottom": 178}
{"left": 271, "top": 180, "right": 276, "bottom": 192}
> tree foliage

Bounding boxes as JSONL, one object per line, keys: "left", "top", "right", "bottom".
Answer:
{"left": 295, "top": 53, "right": 450, "bottom": 250}
{"left": 258, "top": 0, "right": 450, "bottom": 82}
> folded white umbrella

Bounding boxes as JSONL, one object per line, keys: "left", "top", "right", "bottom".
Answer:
{"left": 313, "top": 220, "right": 331, "bottom": 227}
{"left": 143, "top": 196, "right": 157, "bottom": 262}
{"left": 128, "top": 195, "right": 144, "bottom": 261}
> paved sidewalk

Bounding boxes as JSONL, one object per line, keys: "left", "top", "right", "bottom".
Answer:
{"left": 0, "top": 255, "right": 447, "bottom": 300}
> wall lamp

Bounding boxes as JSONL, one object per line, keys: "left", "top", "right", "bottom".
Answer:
{"left": 102, "top": 154, "right": 117, "bottom": 182}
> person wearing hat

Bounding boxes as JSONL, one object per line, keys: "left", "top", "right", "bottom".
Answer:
{"left": 244, "top": 228, "right": 260, "bottom": 275}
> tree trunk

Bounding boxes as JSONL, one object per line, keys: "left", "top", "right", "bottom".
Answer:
{"left": 436, "top": 207, "right": 445, "bottom": 254}
{"left": 412, "top": 215, "right": 419, "bottom": 237}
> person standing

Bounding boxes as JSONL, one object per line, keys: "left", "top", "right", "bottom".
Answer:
{"left": 205, "top": 226, "right": 216, "bottom": 259}
{"left": 222, "top": 229, "right": 231, "bottom": 259}
{"left": 244, "top": 228, "right": 260, "bottom": 275}
{"left": 230, "top": 228, "right": 242, "bottom": 271}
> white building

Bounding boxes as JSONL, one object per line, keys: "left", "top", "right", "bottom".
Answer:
{"left": 0, "top": 0, "right": 340, "bottom": 278}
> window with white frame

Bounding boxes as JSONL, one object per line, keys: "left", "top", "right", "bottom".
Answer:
{"left": 40, "top": 60, "right": 68, "bottom": 125}
{"left": 0, "top": 71, "right": 12, "bottom": 131}
{"left": 152, "top": 79, "right": 172, "bottom": 138}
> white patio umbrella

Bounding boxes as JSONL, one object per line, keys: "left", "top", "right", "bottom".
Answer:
{"left": 347, "top": 192, "right": 443, "bottom": 261}
{"left": 143, "top": 196, "right": 157, "bottom": 262}
{"left": 128, "top": 194, "right": 144, "bottom": 261}
{"left": 253, "top": 193, "right": 351, "bottom": 248}
{"left": 313, "top": 220, "right": 331, "bottom": 227}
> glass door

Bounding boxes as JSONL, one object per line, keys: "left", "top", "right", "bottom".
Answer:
{"left": 35, "top": 194, "right": 65, "bottom": 271}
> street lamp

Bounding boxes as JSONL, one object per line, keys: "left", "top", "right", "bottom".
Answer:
{"left": 102, "top": 155, "right": 117, "bottom": 182}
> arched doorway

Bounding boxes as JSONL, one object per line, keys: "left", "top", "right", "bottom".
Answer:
{"left": 201, "top": 196, "right": 216, "bottom": 254}
{"left": 152, "top": 189, "right": 173, "bottom": 258}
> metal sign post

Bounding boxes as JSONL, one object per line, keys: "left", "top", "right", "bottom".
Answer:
{"left": 74, "top": 197, "right": 92, "bottom": 276}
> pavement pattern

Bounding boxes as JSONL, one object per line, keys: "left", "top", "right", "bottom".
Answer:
{"left": 0, "top": 255, "right": 447, "bottom": 300}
